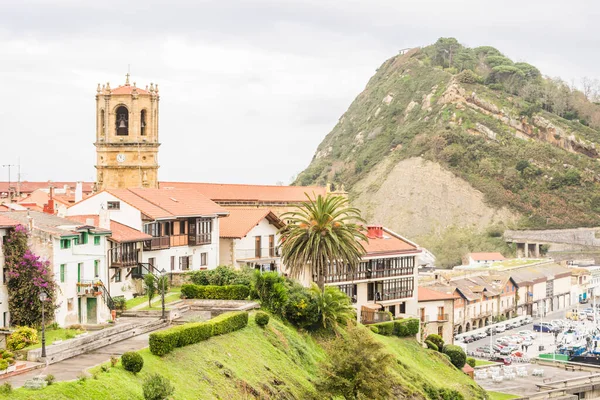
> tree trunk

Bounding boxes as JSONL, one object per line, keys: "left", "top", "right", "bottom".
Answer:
{"left": 317, "top": 273, "right": 325, "bottom": 292}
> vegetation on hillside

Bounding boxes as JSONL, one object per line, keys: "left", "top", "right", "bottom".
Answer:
{"left": 295, "top": 37, "right": 600, "bottom": 233}
{"left": 1, "top": 314, "right": 486, "bottom": 399}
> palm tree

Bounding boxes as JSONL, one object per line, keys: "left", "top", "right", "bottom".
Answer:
{"left": 279, "top": 194, "right": 367, "bottom": 291}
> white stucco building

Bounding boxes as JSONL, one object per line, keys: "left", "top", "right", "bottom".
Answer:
{"left": 67, "top": 188, "right": 229, "bottom": 275}
{"left": 0, "top": 215, "right": 19, "bottom": 327}
{"left": 0, "top": 211, "right": 114, "bottom": 327}
{"left": 218, "top": 208, "right": 284, "bottom": 271}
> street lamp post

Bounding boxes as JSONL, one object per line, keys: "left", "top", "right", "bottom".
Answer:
{"left": 160, "top": 268, "right": 166, "bottom": 320}
{"left": 39, "top": 291, "right": 48, "bottom": 359}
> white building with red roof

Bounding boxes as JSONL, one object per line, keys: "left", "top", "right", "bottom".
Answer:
{"left": 463, "top": 252, "right": 506, "bottom": 268}
{"left": 219, "top": 208, "right": 285, "bottom": 272}
{"left": 67, "top": 188, "right": 229, "bottom": 281}
{"left": 417, "top": 286, "right": 456, "bottom": 343}
{"left": 292, "top": 225, "right": 421, "bottom": 323}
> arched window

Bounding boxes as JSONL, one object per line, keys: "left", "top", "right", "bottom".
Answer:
{"left": 115, "top": 106, "right": 129, "bottom": 136}
{"left": 140, "top": 109, "right": 147, "bottom": 136}
{"left": 100, "top": 109, "right": 105, "bottom": 131}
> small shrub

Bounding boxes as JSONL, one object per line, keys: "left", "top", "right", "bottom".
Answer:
{"left": 442, "top": 344, "right": 467, "bottom": 369}
{"left": 113, "top": 296, "right": 127, "bottom": 311}
{"left": 456, "top": 69, "right": 481, "bottom": 84}
{"left": 45, "top": 374, "right": 55, "bottom": 385}
{"left": 47, "top": 322, "right": 60, "bottom": 330}
{"left": 65, "top": 331, "right": 76, "bottom": 339}
{"left": 121, "top": 351, "right": 144, "bottom": 374}
{"left": 393, "top": 318, "right": 419, "bottom": 337}
{"left": 373, "top": 321, "right": 394, "bottom": 336}
{"left": 100, "top": 365, "right": 110, "bottom": 373}
{"left": 0, "top": 382, "right": 12, "bottom": 394}
{"left": 7, "top": 326, "right": 38, "bottom": 351}
{"left": 369, "top": 325, "right": 379, "bottom": 334}
{"left": 0, "top": 360, "right": 8, "bottom": 371}
{"left": 255, "top": 311, "right": 270, "bottom": 327}
{"left": 181, "top": 284, "right": 250, "bottom": 300}
{"left": 466, "top": 357, "right": 476, "bottom": 368}
{"left": 284, "top": 285, "right": 319, "bottom": 329}
{"left": 77, "top": 374, "right": 87, "bottom": 383}
{"left": 110, "top": 355, "right": 119, "bottom": 367}
{"left": 1, "top": 351, "right": 13, "bottom": 360}
{"left": 425, "top": 334, "right": 445, "bottom": 351}
{"left": 143, "top": 373, "right": 175, "bottom": 400}
{"left": 425, "top": 340, "right": 438, "bottom": 351}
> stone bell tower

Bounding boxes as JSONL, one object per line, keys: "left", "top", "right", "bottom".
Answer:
{"left": 94, "top": 74, "right": 160, "bottom": 191}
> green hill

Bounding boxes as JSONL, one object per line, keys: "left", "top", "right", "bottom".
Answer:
{"left": 295, "top": 38, "right": 600, "bottom": 256}
{"left": 1, "top": 313, "right": 485, "bottom": 399}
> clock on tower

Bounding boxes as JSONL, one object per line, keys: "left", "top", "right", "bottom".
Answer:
{"left": 94, "top": 74, "right": 160, "bottom": 191}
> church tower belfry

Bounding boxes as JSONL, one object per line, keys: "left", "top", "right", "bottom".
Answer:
{"left": 95, "top": 74, "right": 160, "bottom": 191}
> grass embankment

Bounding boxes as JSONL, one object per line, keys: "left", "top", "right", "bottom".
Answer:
{"left": 487, "top": 391, "right": 519, "bottom": 400}
{"left": 125, "top": 288, "right": 181, "bottom": 310}
{"left": 2, "top": 313, "right": 486, "bottom": 399}
{"left": 475, "top": 359, "right": 495, "bottom": 366}
{"left": 22, "top": 328, "right": 85, "bottom": 351}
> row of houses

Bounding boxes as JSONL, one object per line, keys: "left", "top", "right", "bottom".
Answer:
{"left": 0, "top": 183, "right": 422, "bottom": 328}
{"left": 418, "top": 262, "right": 573, "bottom": 343}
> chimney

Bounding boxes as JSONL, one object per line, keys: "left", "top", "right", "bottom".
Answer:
{"left": 75, "top": 181, "right": 83, "bottom": 203}
{"left": 43, "top": 186, "right": 55, "bottom": 215}
{"left": 366, "top": 225, "right": 384, "bottom": 239}
{"left": 99, "top": 205, "right": 110, "bottom": 230}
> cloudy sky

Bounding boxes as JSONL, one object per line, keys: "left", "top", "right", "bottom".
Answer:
{"left": 0, "top": 0, "right": 598, "bottom": 185}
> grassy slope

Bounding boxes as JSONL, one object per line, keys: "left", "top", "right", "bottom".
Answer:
{"left": 2, "top": 313, "right": 485, "bottom": 400}
{"left": 487, "top": 392, "right": 519, "bottom": 400}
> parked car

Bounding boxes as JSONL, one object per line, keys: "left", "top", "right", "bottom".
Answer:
{"left": 505, "top": 321, "right": 518, "bottom": 329}
{"left": 522, "top": 338, "right": 533, "bottom": 347}
{"left": 533, "top": 322, "right": 555, "bottom": 333}
{"left": 476, "top": 346, "right": 492, "bottom": 354}
{"left": 486, "top": 327, "right": 498, "bottom": 335}
{"left": 522, "top": 316, "right": 533, "bottom": 324}
{"left": 476, "top": 332, "right": 487, "bottom": 340}
{"left": 490, "top": 356, "right": 512, "bottom": 365}
{"left": 496, "top": 325, "right": 506, "bottom": 333}
{"left": 509, "top": 335, "right": 524, "bottom": 344}
{"left": 518, "top": 330, "right": 537, "bottom": 339}
{"left": 462, "top": 335, "right": 475, "bottom": 343}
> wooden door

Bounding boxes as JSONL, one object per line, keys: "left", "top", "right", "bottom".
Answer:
{"left": 87, "top": 298, "right": 97, "bottom": 324}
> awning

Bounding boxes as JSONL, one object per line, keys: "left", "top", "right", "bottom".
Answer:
{"left": 362, "top": 303, "right": 384, "bottom": 310}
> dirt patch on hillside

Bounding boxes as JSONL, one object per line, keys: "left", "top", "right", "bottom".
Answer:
{"left": 351, "top": 157, "right": 517, "bottom": 238}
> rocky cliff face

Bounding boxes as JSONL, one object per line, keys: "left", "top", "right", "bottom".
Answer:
{"left": 295, "top": 42, "right": 600, "bottom": 237}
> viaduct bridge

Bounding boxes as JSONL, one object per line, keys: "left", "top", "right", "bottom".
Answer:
{"left": 504, "top": 228, "right": 600, "bottom": 260}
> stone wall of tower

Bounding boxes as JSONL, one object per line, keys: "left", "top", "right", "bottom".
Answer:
{"left": 94, "top": 79, "right": 160, "bottom": 191}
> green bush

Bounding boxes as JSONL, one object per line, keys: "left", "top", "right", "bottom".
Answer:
{"left": 45, "top": 374, "right": 55, "bottom": 385}
{"left": 189, "top": 265, "right": 253, "bottom": 287}
{"left": 442, "top": 344, "right": 467, "bottom": 369}
{"left": 0, "top": 382, "right": 11, "bottom": 395}
{"left": 121, "top": 351, "right": 144, "bottom": 374}
{"left": 7, "top": 326, "right": 38, "bottom": 350}
{"left": 393, "top": 318, "right": 419, "bottom": 337}
{"left": 149, "top": 311, "right": 249, "bottom": 356}
{"left": 181, "top": 284, "right": 249, "bottom": 300}
{"left": 255, "top": 311, "right": 270, "bottom": 327}
{"left": 143, "top": 373, "right": 175, "bottom": 400}
{"left": 0, "top": 360, "right": 7, "bottom": 371}
{"left": 284, "top": 284, "right": 319, "bottom": 328}
{"left": 252, "top": 271, "right": 288, "bottom": 315}
{"left": 369, "top": 326, "right": 379, "bottom": 334}
{"left": 456, "top": 69, "right": 481, "bottom": 84}
{"left": 112, "top": 296, "right": 126, "bottom": 311}
{"left": 466, "top": 357, "right": 476, "bottom": 368}
{"left": 0, "top": 351, "right": 13, "bottom": 360}
{"left": 425, "top": 340, "right": 438, "bottom": 351}
{"left": 425, "top": 334, "right": 445, "bottom": 351}
{"left": 373, "top": 321, "right": 394, "bottom": 336}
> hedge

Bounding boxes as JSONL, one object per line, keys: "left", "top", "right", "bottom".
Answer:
{"left": 370, "top": 318, "right": 419, "bottom": 338}
{"left": 181, "top": 284, "right": 250, "bottom": 300}
{"left": 425, "top": 340, "right": 438, "bottom": 351}
{"left": 149, "top": 311, "right": 249, "bottom": 356}
{"left": 442, "top": 344, "right": 467, "bottom": 369}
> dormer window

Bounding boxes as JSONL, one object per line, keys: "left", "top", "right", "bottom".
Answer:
{"left": 116, "top": 106, "right": 129, "bottom": 136}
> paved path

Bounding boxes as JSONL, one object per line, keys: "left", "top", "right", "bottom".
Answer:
{"left": 5, "top": 331, "right": 153, "bottom": 388}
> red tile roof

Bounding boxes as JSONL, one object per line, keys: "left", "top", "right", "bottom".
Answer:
{"left": 106, "top": 188, "right": 228, "bottom": 220}
{"left": 220, "top": 208, "right": 284, "bottom": 239}
{"left": 418, "top": 286, "right": 456, "bottom": 302}
{"left": 110, "top": 84, "right": 150, "bottom": 95}
{"left": 0, "top": 215, "right": 19, "bottom": 228}
{"left": 469, "top": 252, "right": 506, "bottom": 261}
{"left": 159, "top": 182, "right": 327, "bottom": 203}
{"left": 66, "top": 215, "right": 151, "bottom": 243}
{"left": 361, "top": 228, "right": 419, "bottom": 256}
{"left": 0, "top": 182, "right": 94, "bottom": 194}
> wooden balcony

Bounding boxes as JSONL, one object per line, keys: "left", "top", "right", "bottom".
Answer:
{"left": 188, "top": 233, "right": 211, "bottom": 246}
{"left": 437, "top": 313, "right": 449, "bottom": 322}
{"left": 361, "top": 307, "right": 392, "bottom": 325}
{"left": 143, "top": 236, "right": 170, "bottom": 251}
{"left": 108, "top": 248, "right": 140, "bottom": 268}
{"left": 170, "top": 234, "right": 188, "bottom": 247}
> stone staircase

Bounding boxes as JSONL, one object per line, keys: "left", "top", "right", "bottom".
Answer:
{"left": 27, "top": 318, "right": 168, "bottom": 365}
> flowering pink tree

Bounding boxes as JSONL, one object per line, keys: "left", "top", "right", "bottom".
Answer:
{"left": 3, "top": 225, "right": 57, "bottom": 327}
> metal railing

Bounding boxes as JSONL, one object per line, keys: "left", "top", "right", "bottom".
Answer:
{"left": 76, "top": 279, "right": 115, "bottom": 310}
{"left": 188, "top": 233, "right": 211, "bottom": 246}
{"left": 235, "top": 247, "right": 281, "bottom": 260}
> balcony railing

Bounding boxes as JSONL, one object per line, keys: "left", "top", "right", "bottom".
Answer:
{"left": 170, "top": 234, "right": 188, "bottom": 247}
{"left": 236, "top": 247, "right": 281, "bottom": 260}
{"left": 143, "top": 236, "right": 170, "bottom": 251}
{"left": 323, "top": 267, "right": 414, "bottom": 284}
{"left": 437, "top": 313, "right": 449, "bottom": 322}
{"left": 76, "top": 280, "right": 104, "bottom": 297}
{"left": 108, "top": 248, "right": 140, "bottom": 268}
{"left": 188, "top": 233, "right": 211, "bottom": 246}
